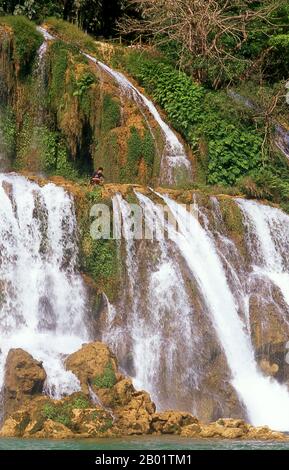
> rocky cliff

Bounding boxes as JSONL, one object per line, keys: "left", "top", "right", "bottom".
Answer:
{"left": 1, "top": 343, "right": 287, "bottom": 441}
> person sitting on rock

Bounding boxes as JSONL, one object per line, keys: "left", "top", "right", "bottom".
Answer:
{"left": 91, "top": 167, "right": 104, "bottom": 186}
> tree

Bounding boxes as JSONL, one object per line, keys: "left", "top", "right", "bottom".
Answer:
{"left": 0, "top": 0, "right": 133, "bottom": 36}
{"left": 118, "top": 0, "right": 286, "bottom": 86}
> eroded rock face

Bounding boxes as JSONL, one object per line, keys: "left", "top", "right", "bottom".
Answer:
{"left": 3, "top": 349, "right": 47, "bottom": 418}
{"left": 151, "top": 411, "right": 198, "bottom": 434}
{"left": 65, "top": 341, "right": 119, "bottom": 396}
{"left": 1, "top": 343, "right": 289, "bottom": 441}
{"left": 65, "top": 342, "right": 156, "bottom": 433}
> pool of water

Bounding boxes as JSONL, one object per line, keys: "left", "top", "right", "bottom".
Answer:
{"left": 0, "top": 436, "right": 289, "bottom": 450}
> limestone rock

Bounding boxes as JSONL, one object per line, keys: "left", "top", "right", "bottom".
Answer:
{"left": 3, "top": 349, "right": 47, "bottom": 417}
{"left": 33, "top": 419, "right": 74, "bottom": 440}
{"left": 71, "top": 407, "right": 114, "bottom": 437}
{"left": 114, "top": 391, "right": 156, "bottom": 435}
{"left": 259, "top": 359, "right": 279, "bottom": 377}
{"left": 65, "top": 342, "right": 118, "bottom": 396}
{"left": 0, "top": 411, "right": 30, "bottom": 438}
{"left": 180, "top": 423, "right": 202, "bottom": 437}
{"left": 151, "top": 411, "right": 198, "bottom": 434}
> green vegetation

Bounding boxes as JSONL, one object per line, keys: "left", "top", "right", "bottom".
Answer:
{"left": 42, "top": 395, "right": 91, "bottom": 428}
{"left": 45, "top": 17, "right": 99, "bottom": 55}
{"left": 127, "top": 126, "right": 142, "bottom": 175}
{"left": 0, "top": 16, "right": 42, "bottom": 77}
{"left": 42, "top": 402, "right": 72, "bottom": 427}
{"left": 0, "top": 1, "right": 131, "bottom": 38}
{"left": 102, "top": 94, "right": 121, "bottom": 133}
{"left": 121, "top": 126, "right": 156, "bottom": 182}
{"left": 120, "top": 52, "right": 264, "bottom": 186}
{"left": 86, "top": 239, "right": 118, "bottom": 280}
{"left": 48, "top": 41, "right": 69, "bottom": 106}
{"left": 0, "top": 106, "right": 16, "bottom": 156}
{"left": 73, "top": 73, "right": 95, "bottom": 98}
{"left": 93, "top": 361, "right": 117, "bottom": 389}
{"left": 239, "top": 162, "right": 289, "bottom": 214}
{"left": 99, "top": 418, "right": 113, "bottom": 433}
{"left": 142, "top": 130, "right": 155, "bottom": 167}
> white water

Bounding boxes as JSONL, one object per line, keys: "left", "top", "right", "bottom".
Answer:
{"left": 108, "top": 193, "right": 198, "bottom": 408}
{"left": 36, "top": 26, "right": 55, "bottom": 43}
{"left": 37, "top": 27, "right": 192, "bottom": 183}
{"left": 157, "top": 193, "right": 289, "bottom": 431}
{"left": 0, "top": 174, "right": 89, "bottom": 399}
{"left": 83, "top": 54, "right": 191, "bottom": 184}
{"left": 237, "top": 199, "right": 289, "bottom": 311}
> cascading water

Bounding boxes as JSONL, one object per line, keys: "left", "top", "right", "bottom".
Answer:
{"left": 37, "top": 24, "right": 191, "bottom": 185}
{"left": 237, "top": 198, "right": 289, "bottom": 313}
{"left": 12, "top": 24, "right": 289, "bottom": 432}
{"left": 157, "top": 193, "right": 289, "bottom": 431}
{"left": 105, "top": 193, "right": 199, "bottom": 410}
{"left": 35, "top": 27, "right": 54, "bottom": 122}
{"left": 0, "top": 174, "right": 89, "bottom": 400}
{"left": 103, "top": 191, "right": 289, "bottom": 428}
{"left": 86, "top": 57, "right": 191, "bottom": 184}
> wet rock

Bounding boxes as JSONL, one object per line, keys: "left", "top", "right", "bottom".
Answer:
{"left": 246, "top": 425, "right": 287, "bottom": 441}
{"left": 181, "top": 417, "right": 289, "bottom": 441}
{"left": 3, "top": 349, "right": 47, "bottom": 417}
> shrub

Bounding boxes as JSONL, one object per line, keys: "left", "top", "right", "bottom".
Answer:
{"left": 93, "top": 361, "right": 117, "bottom": 389}
{"left": 42, "top": 403, "right": 72, "bottom": 428}
{"left": 48, "top": 41, "right": 69, "bottom": 106}
{"left": 46, "top": 18, "right": 99, "bottom": 55}
{"left": 42, "top": 396, "right": 91, "bottom": 428}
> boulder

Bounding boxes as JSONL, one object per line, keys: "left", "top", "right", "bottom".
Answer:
{"left": 151, "top": 411, "right": 198, "bottom": 434}
{"left": 71, "top": 407, "right": 114, "bottom": 437}
{"left": 0, "top": 410, "right": 30, "bottom": 438}
{"left": 33, "top": 419, "right": 74, "bottom": 440}
{"left": 259, "top": 359, "right": 279, "bottom": 377}
{"left": 65, "top": 342, "right": 119, "bottom": 397}
{"left": 3, "top": 349, "right": 47, "bottom": 417}
{"left": 113, "top": 390, "right": 155, "bottom": 435}
{"left": 180, "top": 423, "right": 202, "bottom": 437}
{"left": 246, "top": 425, "right": 287, "bottom": 441}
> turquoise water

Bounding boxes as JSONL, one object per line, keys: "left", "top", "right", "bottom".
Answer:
{"left": 1, "top": 437, "right": 289, "bottom": 450}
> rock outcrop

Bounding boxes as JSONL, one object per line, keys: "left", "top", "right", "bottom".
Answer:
{"left": 181, "top": 418, "right": 287, "bottom": 441}
{"left": 1, "top": 343, "right": 289, "bottom": 441}
{"left": 3, "top": 348, "right": 47, "bottom": 418}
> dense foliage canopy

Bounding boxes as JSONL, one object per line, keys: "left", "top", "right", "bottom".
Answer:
{"left": 0, "top": 0, "right": 136, "bottom": 36}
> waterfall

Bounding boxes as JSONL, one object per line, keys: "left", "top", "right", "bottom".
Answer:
{"left": 89, "top": 58, "right": 191, "bottom": 184}
{"left": 237, "top": 198, "right": 289, "bottom": 312}
{"left": 0, "top": 174, "right": 89, "bottom": 399}
{"left": 157, "top": 193, "right": 289, "bottom": 431}
{"left": 104, "top": 191, "right": 289, "bottom": 428}
{"left": 105, "top": 193, "right": 200, "bottom": 410}
{"left": 35, "top": 27, "right": 54, "bottom": 124}
{"left": 36, "top": 27, "right": 192, "bottom": 184}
